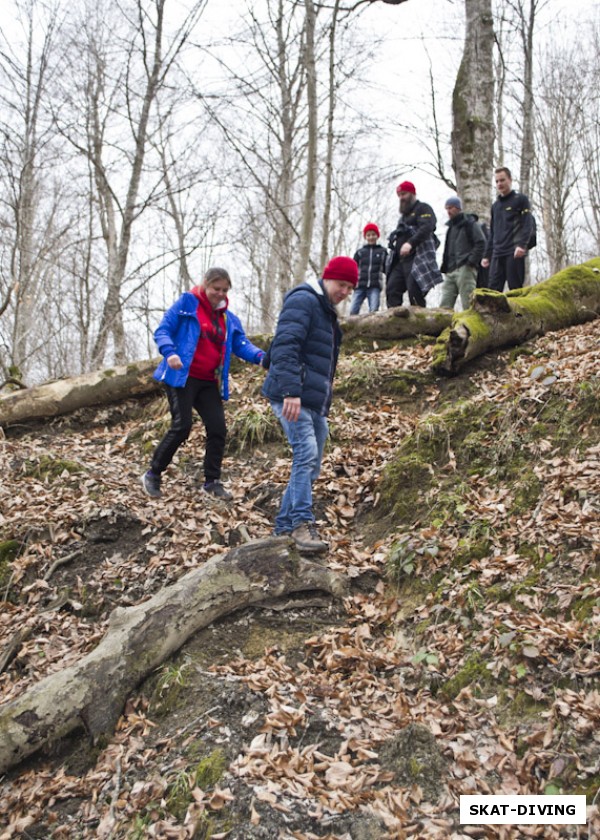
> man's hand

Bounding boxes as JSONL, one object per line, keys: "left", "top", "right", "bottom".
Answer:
{"left": 481, "top": 258, "right": 490, "bottom": 269}
{"left": 167, "top": 354, "right": 183, "bottom": 370}
{"left": 282, "top": 396, "right": 301, "bottom": 422}
{"left": 514, "top": 246, "right": 526, "bottom": 259}
{"left": 400, "top": 242, "right": 413, "bottom": 258}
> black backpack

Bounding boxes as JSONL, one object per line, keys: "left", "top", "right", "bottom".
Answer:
{"left": 527, "top": 213, "right": 537, "bottom": 249}
{"left": 464, "top": 214, "right": 488, "bottom": 249}
{"left": 515, "top": 193, "right": 537, "bottom": 250}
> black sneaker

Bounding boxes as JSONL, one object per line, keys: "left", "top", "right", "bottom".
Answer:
{"left": 203, "top": 480, "right": 233, "bottom": 501}
{"left": 141, "top": 471, "right": 161, "bottom": 498}
{"left": 291, "top": 522, "right": 328, "bottom": 555}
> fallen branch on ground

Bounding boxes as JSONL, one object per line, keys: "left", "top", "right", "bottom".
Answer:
{"left": 0, "top": 537, "right": 348, "bottom": 774}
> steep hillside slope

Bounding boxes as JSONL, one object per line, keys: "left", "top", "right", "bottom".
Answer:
{"left": 0, "top": 320, "right": 598, "bottom": 839}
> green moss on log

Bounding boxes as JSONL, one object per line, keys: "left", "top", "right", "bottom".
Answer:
{"left": 432, "top": 259, "right": 600, "bottom": 373}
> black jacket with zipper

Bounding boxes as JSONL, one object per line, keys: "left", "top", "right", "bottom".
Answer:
{"left": 440, "top": 212, "right": 486, "bottom": 274}
{"left": 352, "top": 244, "right": 387, "bottom": 289}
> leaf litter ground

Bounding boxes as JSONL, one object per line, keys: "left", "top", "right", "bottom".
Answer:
{"left": 0, "top": 321, "right": 598, "bottom": 839}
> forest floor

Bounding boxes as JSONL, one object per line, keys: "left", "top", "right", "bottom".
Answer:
{"left": 0, "top": 319, "right": 599, "bottom": 840}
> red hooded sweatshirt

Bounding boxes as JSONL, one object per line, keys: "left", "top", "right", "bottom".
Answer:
{"left": 188, "top": 287, "right": 227, "bottom": 381}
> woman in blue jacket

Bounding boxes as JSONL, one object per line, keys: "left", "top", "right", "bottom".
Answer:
{"left": 141, "top": 267, "right": 265, "bottom": 500}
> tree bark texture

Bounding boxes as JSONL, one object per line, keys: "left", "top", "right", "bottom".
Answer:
{"left": 0, "top": 538, "right": 348, "bottom": 774}
{"left": 451, "top": 0, "right": 495, "bottom": 220}
{"left": 0, "top": 359, "right": 160, "bottom": 427}
{"left": 432, "top": 259, "right": 600, "bottom": 375}
{"left": 293, "top": 0, "right": 318, "bottom": 283}
{"left": 342, "top": 306, "right": 453, "bottom": 342}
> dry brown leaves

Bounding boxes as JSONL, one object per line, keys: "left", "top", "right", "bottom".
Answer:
{"left": 1, "top": 322, "right": 599, "bottom": 838}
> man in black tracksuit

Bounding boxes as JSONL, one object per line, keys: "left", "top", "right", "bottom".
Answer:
{"left": 481, "top": 166, "right": 534, "bottom": 292}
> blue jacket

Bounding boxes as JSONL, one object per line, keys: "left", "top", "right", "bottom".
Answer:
{"left": 152, "top": 291, "right": 264, "bottom": 400}
{"left": 261, "top": 278, "right": 342, "bottom": 416}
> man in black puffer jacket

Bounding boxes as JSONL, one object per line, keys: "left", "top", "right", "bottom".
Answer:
{"left": 439, "top": 196, "right": 486, "bottom": 310}
{"left": 262, "top": 256, "right": 357, "bottom": 555}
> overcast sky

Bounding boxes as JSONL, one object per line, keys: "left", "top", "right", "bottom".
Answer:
{"left": 197, "top": 0, "right": 599, "bottom": 235}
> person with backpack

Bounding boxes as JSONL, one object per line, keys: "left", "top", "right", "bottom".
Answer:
{"left": 140, "top": 267, "right": 266, "bottom": 501}
{"left": 439, "top": 196, "right": 486, "bottom": 311}
{"left": 386, "top": 180, "right": 442, "bottom": 308}
{"left": 481, "top": 166, "right": 535, "bottom": 292}
{"left": 349, "top": 223, "right": 387, "bottom": 315}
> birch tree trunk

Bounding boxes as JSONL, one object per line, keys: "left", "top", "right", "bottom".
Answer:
{"left": 0, "top": 4, "right": 68, "bottom": 382}
{"left": 90, "top": 0, "right": 167, "bottom": 368}
{"left": 451, "top": 0, "right": 495, "bottom": 219}
{"left": 517, "top": 0, "right": 538, "bottom": 200}
{"left": 319, "top": 0, "right": 341, "bottom": 270}
{"left": 294, "top": 0, "right": 318, "bottom": 283}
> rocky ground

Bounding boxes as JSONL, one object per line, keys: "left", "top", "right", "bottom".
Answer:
{"left": 0, "top": 321, "right": 598, "bottom": 839}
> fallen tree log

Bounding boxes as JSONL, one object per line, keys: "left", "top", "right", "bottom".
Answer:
{"left": 0, "top": 308, "right": 453, "bottom": 427}
{"left": 0, "top": 358, "right": 160, "bottom": 427}
{"left": 0, "top": 537, "right": 348, "bottom": 774}
{"left": 432, "top": 259, "right": 600, "bottom": 375}
{"left": 342, "top": 305, "right": 453, "bottom": 342}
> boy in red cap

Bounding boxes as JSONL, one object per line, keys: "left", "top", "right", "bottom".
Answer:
{"left": 262, "top": 257, "right": 357, "bottom": 554}
{"left": 349, "top": 223, "right": 387, "bottom": 315}
{"left": 386, "top": 180, "right": 442, "bottom": 307}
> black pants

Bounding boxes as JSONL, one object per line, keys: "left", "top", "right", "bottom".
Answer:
{"left": 150, "top": 378, "right": 226, "bottom": 481}
{"left": 386, "top": 258, "right": 427, "bottom": 307}
{"left": 488, "top": 254, "right": 526, "bottom": 292}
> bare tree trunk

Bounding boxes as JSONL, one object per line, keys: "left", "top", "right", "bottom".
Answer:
{"left": 90, "top": 0, "right": 167, "bottom": 368}
{"left": 451, "top": 0, "right": 495, "bottom": 218}
{"left": 0, "top": 4, "right": 64, "bottom": 381}
{"left": 0, "top": 538, "right": 348, "bottom": 774}
{"left": 535, "top": 43, "right": 582, "bottom": 275}
{"left": 273, "top": 0, "right": 298, "bottom": 307}
{"left": 517, "top": 0, "right": 537, "bottom": 198}
{"left": 294, "top": 0, "right": 318, "bottom": 283}
{"left": 319, "top": 0, "right": 341, "bottom": 270}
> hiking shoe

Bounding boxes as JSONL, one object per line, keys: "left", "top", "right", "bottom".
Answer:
{"left": 292, "top": 523, "right": 328, "bottom": 555}
{"left": 141, "top": 471, "right": 162, "bottom": 498}
{"left": 203, "top": 480, "right": 233, "bottom": 501}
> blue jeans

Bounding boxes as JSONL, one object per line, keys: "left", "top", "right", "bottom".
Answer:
{"left": 270, "top": 401, "right": 329, "bottom": 533}
{"left": 350, "top": 286, "right": 381, "bottom": 315}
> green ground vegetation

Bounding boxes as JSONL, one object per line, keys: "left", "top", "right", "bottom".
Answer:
{"left": 379, "top": 376, "right": 599, "bottom": 528}
{"left": 23, "top": 455, "right": 84, "bottom": 481}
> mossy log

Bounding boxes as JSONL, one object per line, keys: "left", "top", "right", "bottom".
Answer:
{"left": 432, "top": 259, "right": 600, "bottom": 375}
{"left": 0, "top": 359, "right": 161, "bottom": 427}
{"left": 0, "top": 537, "right": 348, "bottom": 774}
{"left": 342, "top": 305, "right": 453, "bottom": 342}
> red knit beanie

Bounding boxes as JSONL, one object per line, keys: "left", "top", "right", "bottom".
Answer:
{"left": 396, "top": 180, "right": 416, "bottom": 195}
{"left": 322, "top": 256, "right": 359, "bottom": 287}
{"left": 363, "top": 222, "right": 380, "bottom": 237}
